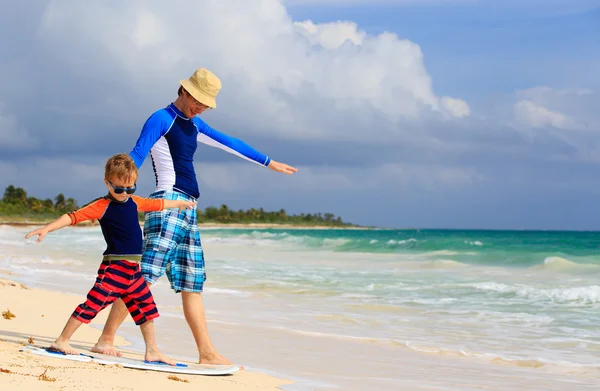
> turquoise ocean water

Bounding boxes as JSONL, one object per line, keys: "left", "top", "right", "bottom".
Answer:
{"left": 1, "top": 225, "right": 599, "bottom": 390}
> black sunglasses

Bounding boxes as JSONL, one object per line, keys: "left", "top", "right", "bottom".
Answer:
{"left": 108, "top": 180, "right": 137, "bottom": 195}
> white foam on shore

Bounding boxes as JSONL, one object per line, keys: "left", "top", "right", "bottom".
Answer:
{"left": 465, "top": 240, "right": 484, "bottom": 246}
{"left": 204, "top": 287, "right": 252, "bottom": 297}
{"left": 532, "top": 256, "right": 600, "bottom": 273}
{"left": 471, "top": 282, "right": 600, "bottom": 304}
{"left": 0, "top": 238, "right": 26, "bottom": 247}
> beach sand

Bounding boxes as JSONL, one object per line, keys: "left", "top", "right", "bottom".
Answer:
{"left": 0, "top": 277, "right": 291, "bottom": 391}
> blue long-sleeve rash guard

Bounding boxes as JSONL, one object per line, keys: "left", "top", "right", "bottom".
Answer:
{"left": 129, "top": 103, "right": 271, "bottom": 199}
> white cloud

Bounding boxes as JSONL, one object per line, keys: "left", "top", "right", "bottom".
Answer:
{"left": 33, "top": 0, "right": 469, "bottom": 145}
{"left": 513, "top": 100, "right": 569, "bottom": 129}
{"left": 441, "top": 97, "right": 471, "bottom": 118}
{"left": 513, "top": 87, "right": 597, "bottom": 130}
{"left": 0, "top": 1, "right": 598, "bottom": 230}
{"left": 0, "top": 1, "right": 593, "bottom": 160}
{"left": 294, "top": 20, "right": 366, "bottom": 49}
{"left": 517, "top": 86, "right": 594, "bottom": 103}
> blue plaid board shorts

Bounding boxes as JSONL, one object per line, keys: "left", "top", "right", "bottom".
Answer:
{"left": 141, "top": 189, "right": 206, "bottom": 293}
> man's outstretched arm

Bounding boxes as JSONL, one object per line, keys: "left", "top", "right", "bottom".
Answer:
{"left": 194, "top": 117, "right": 297, "bottom": 174}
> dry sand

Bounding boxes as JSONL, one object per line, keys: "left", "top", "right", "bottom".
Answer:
{"left": 0, "top": 278, "right": 291, "bottom": 390}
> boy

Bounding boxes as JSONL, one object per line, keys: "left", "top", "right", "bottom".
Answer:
{"left": 25, "top": 153, "right": 197, "bottom": 365}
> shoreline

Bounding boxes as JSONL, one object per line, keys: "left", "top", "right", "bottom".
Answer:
{"left": 0, "top": 273, "right": 292, "bottom": 390}
{"left": 0, "top": 219, "right": 375, "bottom": 230}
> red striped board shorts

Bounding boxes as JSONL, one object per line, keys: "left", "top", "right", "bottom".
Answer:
{"left": 72, "top": 260, "right": 159, "bottom": 326}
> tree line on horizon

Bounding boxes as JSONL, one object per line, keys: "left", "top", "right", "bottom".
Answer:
{"left": 1, "top": 185, "right": 78, "bottom": 217}
{"left": 0, "top": 185, "right": 355, "bottom": 226}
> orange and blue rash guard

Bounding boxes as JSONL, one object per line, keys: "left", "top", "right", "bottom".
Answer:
{"left": 67, "top": 195, "right": 164, "bottom": 261}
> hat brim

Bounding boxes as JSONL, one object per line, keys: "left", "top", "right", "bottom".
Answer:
{"left": 180, "top": 79, "right": 217, "bottom": 109}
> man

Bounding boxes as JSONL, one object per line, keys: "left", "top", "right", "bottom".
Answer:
{"left": 91, "top": 68, "right": 297, "bottom": 365}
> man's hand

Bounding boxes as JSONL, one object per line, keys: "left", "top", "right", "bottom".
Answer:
{"left": 268, "top": 160, "right": 298, "bottom": 175}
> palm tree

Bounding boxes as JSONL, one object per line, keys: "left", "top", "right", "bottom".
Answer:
{"left": 3, "top": 185, "right": 27, "bottom": 205}
{"left": 64, "top": 197, "right": 78, "bottom": 211}
{"left": 54, "top": 194, "right": 66, "bottom": 209}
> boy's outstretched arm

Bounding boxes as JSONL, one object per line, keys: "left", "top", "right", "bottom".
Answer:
{"left": 25, "top": 214, "right": 72, "bottom": 242}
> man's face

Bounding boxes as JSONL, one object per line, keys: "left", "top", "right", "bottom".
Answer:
{"left": 182, "top": 90, "right": 211, "bottom": 118}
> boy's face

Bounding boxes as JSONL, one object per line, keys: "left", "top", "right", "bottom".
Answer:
{"left": 104, "top": 176, "right": 137, "bottom": 202}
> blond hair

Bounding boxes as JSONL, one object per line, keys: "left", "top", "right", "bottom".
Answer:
{"left": 104, "top": 153, "right": 138, "bottom": 183}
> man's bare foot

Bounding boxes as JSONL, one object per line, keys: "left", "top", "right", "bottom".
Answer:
{"left": 91, "top": 342, "right": 122, "bottom": 357}
{"left": 200, "top": 352, "right": 244, "bottom": 369}
{"left": 145, "top": 349, "right": 176, "bottom": 366}
{"left": 50, "top": 340, "right": 79, "bottom": 355}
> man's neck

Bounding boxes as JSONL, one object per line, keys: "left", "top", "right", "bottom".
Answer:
{"left": 173, "top": 96, "right": 185, "bottom": 113}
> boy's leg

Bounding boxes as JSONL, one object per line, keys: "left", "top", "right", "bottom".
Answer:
{"left": 50, "top": 315, "right": 84, "bottom": 355}
{"left": 93, "top": 199, "right": 174, "bottom": 356}
{"left": 61, "top": 261, "right": 124, "bottom": 354}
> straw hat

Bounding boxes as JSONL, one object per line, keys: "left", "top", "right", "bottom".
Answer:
{"left": 180, "top": 68, "right": 221, "bottom": 109}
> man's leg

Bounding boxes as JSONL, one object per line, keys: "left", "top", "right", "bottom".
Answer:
{"left": 91, "top": 283, "right": 153, "bottom": 356}
{"left": 166, "top": 192, "right": 237, "bottom": 365}
{"left": 181, "top": 291, "right": 233, "bottom": 365}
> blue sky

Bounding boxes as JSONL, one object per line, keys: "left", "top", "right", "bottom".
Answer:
{"left": 289, "top": 1, "right": 600, "bottom": 97}
{"left": 0, "top": 0, "right": 599, "bottom": 230}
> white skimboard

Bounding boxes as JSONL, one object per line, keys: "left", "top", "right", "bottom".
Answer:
{"left": 19, "top": 345, "right": 239, "bottom": 375}
{"left": 19, "top": 345, "right": 92, "bottom": 363}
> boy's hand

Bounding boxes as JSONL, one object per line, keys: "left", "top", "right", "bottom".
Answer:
{"left": 25, "top": 229, "right": 48, "bottom": 243}
{"left": 178, "top": 201, "right": 197, "bottom": 211}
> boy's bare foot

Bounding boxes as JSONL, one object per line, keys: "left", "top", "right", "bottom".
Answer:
{"left": 91, "top": 342, "right": 122, "bottom": 357}
{"left": 50, "top": 340, "right": 79, "bottom": 355}
{"left": 145, "top": 349, "right": 176, "bottom": 366}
